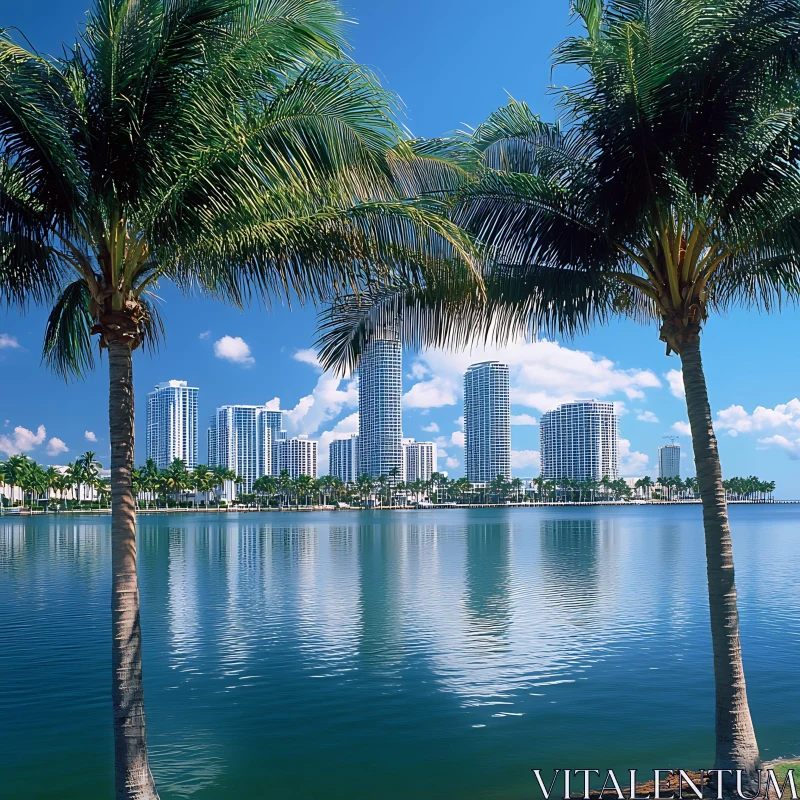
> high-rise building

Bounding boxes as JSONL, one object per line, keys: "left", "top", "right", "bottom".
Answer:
{"left": 403, "top": 439, "right": 438, "bottom": 483}
{"left": 276, "top": 435, "right": 318, "bottom": 478}
{"left": 329, "top": 434, "right": 359, "bottom": 483}
{"left": 359, "top": 328, "right": 403, "bottom": 481}
{"left": 464, "top": 361, "right": 511, "bottom": 484}
{"left": 207, "top": 405, "right": 274, "bottom": 496}
{"left": 262, "top": 407, "right": 284, "bottom": 476}
{"left": 146, "top": 380, "right": 199, "bottom": 469}
{"left": 658, "top": 444, "right": 680, "bottom": 479}
{"left": 540, "top": 400, "right": 619, "bottom": 481}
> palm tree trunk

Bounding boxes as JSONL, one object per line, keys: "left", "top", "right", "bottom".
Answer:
{"left": 679, "top": 338, "right": 759, "bottom": 784}
{"left": 108, "top": 341, "right": 159, "bottom": 800}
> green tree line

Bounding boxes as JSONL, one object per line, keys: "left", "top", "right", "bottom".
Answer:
{"left": 5, "top": 458, "right": 775, "bottom": 510}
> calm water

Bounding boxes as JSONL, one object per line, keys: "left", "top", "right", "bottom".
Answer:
{"left": 1, "top": 506, "right": 799, "bottom": 799}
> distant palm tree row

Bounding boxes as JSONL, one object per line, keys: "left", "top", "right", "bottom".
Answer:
{"left": 0, "top": 452, "right": 107, "bottom": 508}
{"left": 1, "top": 456, "right": 778, "bottom": 510}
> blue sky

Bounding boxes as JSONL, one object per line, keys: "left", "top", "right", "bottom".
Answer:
{"left": 2, "top": 0, "right": 800, "bottom": 494}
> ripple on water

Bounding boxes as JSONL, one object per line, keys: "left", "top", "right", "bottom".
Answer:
{"left": 2, "top": 507, "right": 800, "bottom": 799}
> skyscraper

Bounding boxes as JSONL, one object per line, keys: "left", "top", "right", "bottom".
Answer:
{"left": 276, "top": 436, "right": 318, "bottom": 478}
{"left": 403, "top": 439, "right": 438, "bottom": 483}
{"left": 359, "top": 328, "right": 403, "bottom": 481}
{"left": 464, "top": 361, "right": 511, "bottom": 484}
{"left": 329, "top": 434, "right": 359, "bottom": 483}
{"left": 261, "top": 406, "right": 284, "bottom": 476}
{"left": 146, "top": 380, "right": 199, "bottom": 469}
{"left": 207, "top": 405, "right": 274, "bottom": 495}
{"left": 540, "top": 400, "right": 619, "bottom": 481}
{"left": 658, "top": 444, "right": 680, "bottom": 479}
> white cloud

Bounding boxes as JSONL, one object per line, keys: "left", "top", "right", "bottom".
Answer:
{"left": 511, "top": 414, "right": 538, "bottom": 426}
{"left": 422, "top": 422, "right": 440, "bottom": 433}
{"left": 636, "top": 410, "right": 659, "bottom": 423}
{"left": 199, "top": 330, "right": 211, "bottom": 340}
{"left": 672, "top": 421, "right": 692, "bottom": 436}
{"left": 0, "top": 424, "right": 46, "bottom": 456}
{"left": 214, "top": 335, "right": 254, "bottom": 366}
{"left": 46, "top": 437, "right": 69, "bottom": 456}
{"left": 613, "top": 401, "right": 628, "bottom": 416}
{"left": 445, "top": 457, "right": 460, "bottom": 469}
{"left": 283, "top": 374, "right": 359, "bottom": 437}
{"left": 403, "top": 376, "right": 458, "bottom": 409}
{"left": 84, "top": 430, "right": 97, "bottom": 442}
{"left": 454, "top": 416, "right": 465, "bottom": 429}
{"left": 511, "top": 450, "right": 540, "bottom": 471}
{"left": 0, "top": 334, "right": 21, "bottom": 349}
{"left": 265, "top": 397, "right": 281, "bottom": 411}
{"left": 618, "top": 438, "right": 650, "bottom": 477}
{"left": 450, "top": 430, "right": 465, "bottom": 448}
{"left": 294, "top": 349, "right": 321, "bottom": 369}
{"left": 665, "top": 369, "right": 685, "bottom": 399}
{"left": 405, "top": 339, "right": 660, "bottom": 416}
{"left": 716, "top": 399, "right": 800, "bottom": 435}
{"left": 759, "top": 434, "right": 800, "bottom": 459}
{"left": 316, "top": 413, "right": 359, "bottom": 474}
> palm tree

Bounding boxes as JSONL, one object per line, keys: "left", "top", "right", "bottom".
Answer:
{"left": 1, "top": 455, "right": 30, "bottom": 506}
{"left": 276, "top": 470, "right": 292, "bottom": 509}
{"left": 163, "top": 459, "right": 190, "bottom": 506}
{"left": 253, "top": 475, "right": 277, "bottom": 509}
{"left": 140, "top": 459, "right": 160, "bottom": 509}
{"left": 190, "top": 465, "right": 214, "bottom": 509}
{"left": 132, "top": 467, "right": 144, "bottom": 510}
{"left": 1, "top": 1, "right": 478, "bottom": 793}
{"left": 356, "top": 473, "right": 375, "bottom": 505}
{"left": 316, "top": 0, "right": 800, "bottom": 777}
{"left": 376, "top": 474, "right": 389, "bottom": 507}
{"left": 77, "top": 451, "right": 102, "bottom": 504}
{"left": 637, "top": 476, "right": 654, "bottom": 501}
{"left": 45, "top": 466, "right": 63, "bottom": 508}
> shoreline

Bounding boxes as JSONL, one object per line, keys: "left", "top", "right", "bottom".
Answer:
{"left": 1, "top": 499, "right": 791, "bottom": 516}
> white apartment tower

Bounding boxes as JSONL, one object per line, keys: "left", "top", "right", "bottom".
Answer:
{"left": 207, "top": 405, "right": 275, "bottom": 495}
{"left": 359, "top": 327, "right": 403, "bottom": 481}
{"left": 329, "top": 434, "right": 359, "bottom": 483}
{"left": 403, "top": 439, "right": 438, "bottom": 483}
{"left": 464, "top": 362, "right": 511, "bottom": 484}
{"left": 540, "top": 400, "right": 619, "bottom": 481}
{"left": 658, "top": 444, "right": 681, "bottom": 480}
{"left": 276, "top": 436, "right": 318, "bottom": 479}
{"left": 146, "top": 380, "right": 199, "bottom": 469}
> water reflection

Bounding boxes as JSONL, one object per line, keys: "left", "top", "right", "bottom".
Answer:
{"left": 357, "top": 523, "right": 405, "bottom": 669}
{"left": 539, "top": 518, "right": 602, "bottom": 621}
{"left": 2, "top": 508, "right": 799, "bottom": 800}
{"left": 463, "top": 523, "right": 512, "bottom": 645}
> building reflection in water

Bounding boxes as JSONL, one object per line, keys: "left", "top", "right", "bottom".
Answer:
{"left": 538, "top": 518, "right": 602, "bottom": 623}
{"left": 463, "top": 523, "right": 512, "bottom": 646}
{"left": 357, "top": 522, "right": 407, "bottom": 671}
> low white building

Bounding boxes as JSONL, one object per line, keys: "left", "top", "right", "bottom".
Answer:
{"left": 276, "top": 436, "right": 318, "bottom": 479}
{"left": 329, "top": 434, "right": 359, "bottom": 483}
{"left": 402, "top": 439, "right": 438, "bottom": 483}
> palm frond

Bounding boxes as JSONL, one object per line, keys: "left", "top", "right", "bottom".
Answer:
{"left": 175, "top": 198, "right": 479, "bottom": 309}
{"left": 41, "top": 279, "right": 95, "bottom": 380}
